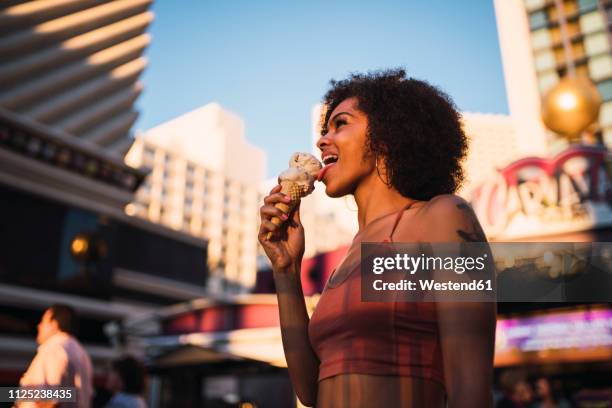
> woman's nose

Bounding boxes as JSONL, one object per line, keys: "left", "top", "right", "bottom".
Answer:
{"left": 316, "top": 134, "right": 329, "bottom": 151}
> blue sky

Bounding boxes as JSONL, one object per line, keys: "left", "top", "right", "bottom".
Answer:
{"left": 136, "top": 0, "right": 508, "bottom": 178}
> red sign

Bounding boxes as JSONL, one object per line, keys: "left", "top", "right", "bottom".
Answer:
{"left": 471, "top": 146, "right": 612, "bottom": 239}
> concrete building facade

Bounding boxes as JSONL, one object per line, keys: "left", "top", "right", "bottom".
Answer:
{"left": 125, "top": 103, "right": 266, "bottom": 291}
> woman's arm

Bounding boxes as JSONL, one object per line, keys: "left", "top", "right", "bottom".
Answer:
{"left": 430, "top": 196, "right": 496, "bottom": 408}
{"left": 273, "top": 267, "right": 320, "bottom": 407}
{"left": 258, "top": 185, "right": 319, "bottom": 406}
{"left": 401, "top": 195, "right": 497, "bottom": 407}
{"left": 437, "top": 301, "right": 496, "bottom": 408}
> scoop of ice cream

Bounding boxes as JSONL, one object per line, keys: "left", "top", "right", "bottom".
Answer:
{"left": 278, "top": 167, "right": 314, "bottom": 193}
{"left": 288, "top": 152, "right": 322, "bottom": 180}
{"left": 265, "top": 153, "right": 322, "bottom": 240}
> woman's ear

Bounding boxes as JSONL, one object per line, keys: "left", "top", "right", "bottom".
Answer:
{"left": 375, "top": 155, "right": 392, "bottom": 188}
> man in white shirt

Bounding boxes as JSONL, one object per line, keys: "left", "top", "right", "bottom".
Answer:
{"left": 18, "top": 304, "right": 94, "bottom": 408}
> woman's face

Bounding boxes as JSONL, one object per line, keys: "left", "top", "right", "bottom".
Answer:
{"left": 316, "top": 97, "right": 375, "bottom": 197}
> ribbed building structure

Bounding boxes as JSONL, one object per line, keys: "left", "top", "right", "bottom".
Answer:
{"left": 0, "top": 0, "right": 153, "bottom": 156}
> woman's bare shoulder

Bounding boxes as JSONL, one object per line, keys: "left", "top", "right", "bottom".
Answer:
{"left": 420, "top": 194, "right": 468, "bottom": 214}
{"left": 417, "top": 194, "right": 472, "bottom": 225}
{"left": 423, "top": 194, "right": 486, "bottom": 242}
{"left": 397, "top": 194, "right": 486, "bottom": 242}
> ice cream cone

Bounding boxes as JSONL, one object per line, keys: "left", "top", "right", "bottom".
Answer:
{"left": 266, "top": 181, "right": 309, "bottom": 240}
{"left": 264, "top": 152, "right": 321, "bottom": 241}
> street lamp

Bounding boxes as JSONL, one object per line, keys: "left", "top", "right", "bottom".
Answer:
{"left": 541, "top": 76, "right": 602, "bottom": 142}
{"left": 69, "top": 232, "right": 108, "bottom": 263}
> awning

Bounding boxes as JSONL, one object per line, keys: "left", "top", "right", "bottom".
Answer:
{"left": 143, "top": 327, "right": 287, "bottom": 368}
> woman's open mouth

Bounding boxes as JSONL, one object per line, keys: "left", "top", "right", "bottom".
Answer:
{"left": 318, "top": 155, "right": 338, "bottom": 182}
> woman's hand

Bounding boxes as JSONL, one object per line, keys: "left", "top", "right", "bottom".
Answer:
{"left": 258, "top": 184, "right": 305, "bottom": 272}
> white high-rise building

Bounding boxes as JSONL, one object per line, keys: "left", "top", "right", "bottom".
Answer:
{"left": 125, "top": 103, "right": 266, "bottom": 290}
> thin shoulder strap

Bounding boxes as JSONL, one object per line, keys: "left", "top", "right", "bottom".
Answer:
{"left": 384, "top": 201, "right": 418, "bottom": 243}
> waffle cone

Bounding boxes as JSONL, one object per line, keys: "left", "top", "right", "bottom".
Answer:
{"left": 266, "top": 181, "right": 310, "bottom": 240}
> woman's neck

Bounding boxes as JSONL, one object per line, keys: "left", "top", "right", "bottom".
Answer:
{"left": 353, "top": 173, "right": 417, "bottom": 230}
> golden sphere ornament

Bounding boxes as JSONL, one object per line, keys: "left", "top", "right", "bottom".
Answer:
{"left": 541, "top": 76, "right": 602, "bottom": 139}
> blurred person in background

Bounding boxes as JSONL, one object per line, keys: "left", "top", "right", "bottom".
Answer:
{"left": 535, "top": 377, "right": 571, "bottom": 408}
{"left": 496, "top": 370, "right": 535, "bottom": 408}
{"left": 104, "top": 356, "right": 147, "bottom": 408}
{"left": 259, "top": 69, "right": 496, "bottom": 407}
{"left": 17, "top": 304, "right": 93, "bottom": 408}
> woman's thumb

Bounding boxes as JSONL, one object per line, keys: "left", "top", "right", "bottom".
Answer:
{"left": 292, "top": 200, "right": 302, "bottom": 224}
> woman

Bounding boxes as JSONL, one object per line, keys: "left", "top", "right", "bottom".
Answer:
{"left": 258, "top": 69, "right": 496, "bottom": 407}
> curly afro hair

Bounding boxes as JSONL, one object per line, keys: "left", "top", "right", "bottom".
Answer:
{"left": 320, "top": 68, "right": 468, "bottom": 201}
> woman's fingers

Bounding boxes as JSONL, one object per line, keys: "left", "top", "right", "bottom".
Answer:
{"left": 263, "top": 193, "right": 291, "bottom": 206}
{"left": 260, "top": 204, "right": 289, "bottom": 220}
{"left": 269, "top": 184, "right": 282, "bottom": 194}
{"left": 263, "top": 185, "right": 291, "bottom": 206}
{"left": 259, "top": 219, "right": 280, "bottom": 237}
{"left": 292, "top": 200, "right": 301, "bottom": 225}
{"left": 259, "top": 185, "right": 291, "bottom": 243}
{"left": 258, "top": 223, "right": 272, "bottom": 243}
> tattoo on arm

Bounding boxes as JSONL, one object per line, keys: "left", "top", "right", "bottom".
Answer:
{"left": 455, "top": 203, "right": 487, "bottom": 242}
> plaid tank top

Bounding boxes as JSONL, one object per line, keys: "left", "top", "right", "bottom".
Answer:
{"left": 308, "top": 202, "right": 445, "bottom": 386}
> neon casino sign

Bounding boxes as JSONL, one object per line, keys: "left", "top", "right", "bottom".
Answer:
{"left": 494, "top": 308, "right": 612, "bottom": 366}
{"left": 471, "top": 146, "right": 612, "bottom": 239}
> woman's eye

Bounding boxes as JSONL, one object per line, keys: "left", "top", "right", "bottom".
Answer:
{"left": 335, "top": 119, "right": 347, "bottom": 128}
